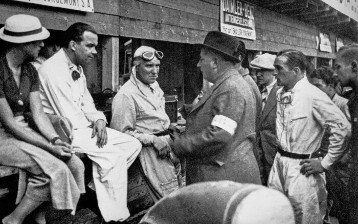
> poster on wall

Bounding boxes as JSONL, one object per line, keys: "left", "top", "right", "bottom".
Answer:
{"left": 319, "top": 33, "right": 332, "bottom": 53}
{"left": 13, "top": 0, "right": 94, "bottom": 12}
{"left": 220, "top": 0, "right": 256, "bottom": 40}
{"left": 336, "top": 37, "right": 344, "bottom": 52}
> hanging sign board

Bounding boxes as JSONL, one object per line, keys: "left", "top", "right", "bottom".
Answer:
{"left": 336, "top": 37, "right": 344, "bottom": 52}
{"left": 220, "top": 0, "right": 256, "bottom": 40}
{"left": 319, "top": 33, "right": 332, "bottom": 53}
{"left": 13, "top": 0, "right": 94, "bottom": 12}
{"left": 321, "top": 0, "right": 357, "bottom": 22}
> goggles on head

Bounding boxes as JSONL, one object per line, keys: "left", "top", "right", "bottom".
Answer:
{"left": 140, "top": 50, "right": 164, "bottom": 61}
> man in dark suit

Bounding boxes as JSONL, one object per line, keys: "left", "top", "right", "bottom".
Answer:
{"left": 334, "top": 44, "right": 358, "bottom": 223}
{"left": 250, "top": 53, "right": 280, "bottom": 185}
{"left": 234, "top": 42, "right": 264, "bottom": 185}
{"left": 171, "top": 31, "right": 261, "bottom": 185}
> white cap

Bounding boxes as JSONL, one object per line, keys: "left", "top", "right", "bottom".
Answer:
{"left": 250, "top": 53, "right": 276, "bottom": 70}
{"left": 133, "top": 46, "right": 156, "bottom": 58}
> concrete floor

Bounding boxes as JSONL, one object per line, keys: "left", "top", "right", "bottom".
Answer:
{"left": 45, "top": 206, "right": 145, "bottom": 224}
{"left": 47, "top": 208, "right": 101, "bottom": 224}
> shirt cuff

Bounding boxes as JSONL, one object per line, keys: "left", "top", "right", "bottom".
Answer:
{"left": 96, "top": 118, "right": 107, "bottom": 124}
{"left": 148, "top": 134, "right": 155, "bottom": 144}
{"left": 321, "top": 156, "right": 333, "bottom": 170}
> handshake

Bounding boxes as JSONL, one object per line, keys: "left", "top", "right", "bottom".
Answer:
{"left": 153, "top": 124, "right": 182, "bottom": 160}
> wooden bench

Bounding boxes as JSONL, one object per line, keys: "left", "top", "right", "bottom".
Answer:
{"left": 0, "top": 113, "right": 163, "bottom": 221}
{"left": 0, "top": 166, "right": 18, "bottom": 178}
{"left": 0, "top": 166, "right": 19, "bottom": 220}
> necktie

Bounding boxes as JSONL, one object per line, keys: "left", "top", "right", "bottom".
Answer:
{"left": 261, "top": 87, "right": 268, "bottom": 110}
{"left": 72, "top": 70, "right": 80, "bottom": 81}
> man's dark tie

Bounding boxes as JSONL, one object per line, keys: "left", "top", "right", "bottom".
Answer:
{"left": 72, "top": 70, "right": 80, "bottom": 81}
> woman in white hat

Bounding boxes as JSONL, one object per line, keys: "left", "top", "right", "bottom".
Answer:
{"left": 0, "top": 14, "right": 85, "bottom": 224}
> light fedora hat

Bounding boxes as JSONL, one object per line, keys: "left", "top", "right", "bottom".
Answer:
{"left": 0, "top": 14, "right": 49, "bottom": 43}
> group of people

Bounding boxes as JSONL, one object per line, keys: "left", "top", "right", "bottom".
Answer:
{"left": 0, "top": 14, "right": 142, "bottom": 224}
{"left": 1, "top": 12, "right": 358, "bottom": 224}
{"left": 137, "top": 31, "right": 355, "bottom": 224}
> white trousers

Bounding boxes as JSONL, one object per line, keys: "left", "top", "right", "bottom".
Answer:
{"left": 268, "top": 154, "right": 327, "bottom": 224}
{"left": 72, "top": 127, "right": 141, "bottom": 222}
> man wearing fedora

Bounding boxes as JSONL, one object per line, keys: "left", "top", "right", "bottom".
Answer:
{"left": 233, "top": 41, "right": 264, "bottom": 184}
{"left": 0, "top": 14, "right": 85, "bottom": 224}
{"left": 37, "top": 22, "right": 141, "bottom": 222}
{"left": 250, "top": 53, "right": 280, "bottom": 185}
{"left": 171, "top": 31, "right": 261, "bottom": 185}
{"left": 234, "top": 42, "right": 262, "bottom": 119}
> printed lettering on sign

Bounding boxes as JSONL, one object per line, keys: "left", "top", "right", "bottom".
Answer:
{"left": 13, "top": 0, "right": 94, "bottom": 12}
{"left": 220, "top": 0, "right": 256, "bottom": 40}
{"left": 321, "top": 0, "right": 358, "bottom": 22}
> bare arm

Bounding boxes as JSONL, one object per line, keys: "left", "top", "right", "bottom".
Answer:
{"left": 30, "top": 91, "right": 72, "bottom": 159}
{"left": 30, "top": 91, "right": 61, "bottom": 143}
{"left": 0, "top": 93, "right": 71, "bottom": 159}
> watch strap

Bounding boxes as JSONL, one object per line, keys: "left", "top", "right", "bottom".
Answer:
{"left": 50, "top": 136, "right": 61, "bottom": 145}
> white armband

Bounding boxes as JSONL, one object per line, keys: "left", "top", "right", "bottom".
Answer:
{"left": 211, "top": 115, "right": 237, "bottom": 136}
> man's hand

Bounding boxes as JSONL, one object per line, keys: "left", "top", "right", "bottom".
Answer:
{"left": 92, "top": 119, "right": 108, "bottom": 148}
{"left": 299, "top": 159, "right": 325, "bottom": 176}
{"left": 53, "top": 138, "right": 71, "bottom": 148}
{"left": 339, "top": 151, "right": 352, "bottom": 165}
{"left": 179, "top": 104, "right": 193, "bottom": 120}
{"left": 51, "top": 145, "right": 72, "bottom": 161}
{"left": 153, "top": 136, "right": 171, "bottom": 159}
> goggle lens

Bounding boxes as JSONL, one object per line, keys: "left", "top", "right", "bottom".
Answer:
{"left": 142, "top": 51, "right": 164, "bottom": 60}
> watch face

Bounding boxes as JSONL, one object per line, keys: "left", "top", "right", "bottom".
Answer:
{"left": 50, "top": 136, "right": 60, "bottom": 144}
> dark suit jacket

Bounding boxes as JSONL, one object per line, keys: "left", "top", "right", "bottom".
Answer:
{"left": 172, "top": 68, "right": 261, "bottom": 185}
{"left": 348, "top": 93, "right": 358, "bottom": 223}
{"left": 258, "top": 83, "right": 280, "bottom": 167}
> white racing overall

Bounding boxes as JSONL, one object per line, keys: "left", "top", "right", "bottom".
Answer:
{"left": 268, "top": 77, "right": 350, "bottom": 224}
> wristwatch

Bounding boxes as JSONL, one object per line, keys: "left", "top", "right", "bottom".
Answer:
{"left": 50, "top": 136, "right": 61, "bottom": 145}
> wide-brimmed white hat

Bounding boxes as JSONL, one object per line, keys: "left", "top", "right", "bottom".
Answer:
{"left": 0, "top": 14, "right": 49, "bottom": 43}
{"left": 250, "top": 53, "right": 276, "bottom": 70}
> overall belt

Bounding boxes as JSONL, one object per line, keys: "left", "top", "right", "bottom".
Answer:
{"left": 277, "top": 147, "right": 324, "bottom": 159}
{"left": 142, "top": 130, "right": 171, "bottom": 147}
{"left": 153, "top": 130, "right": 171, "bottom": 137}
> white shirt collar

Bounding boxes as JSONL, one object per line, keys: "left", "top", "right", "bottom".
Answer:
{"left": 265, "top": 79, "right": 277, "bottom": 96}
{"left": 62, "top": 49, "right": 83, "bottom": 75}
